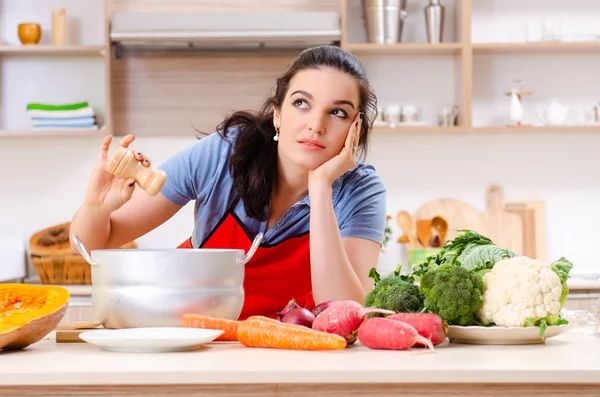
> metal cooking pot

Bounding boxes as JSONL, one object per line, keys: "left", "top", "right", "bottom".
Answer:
{"left": 71, "top": 233, "right": 263, "bottom": 329}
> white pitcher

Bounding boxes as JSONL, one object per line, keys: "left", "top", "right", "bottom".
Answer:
{"left": 537, "top": 101, "right": 569, "bottom": 126}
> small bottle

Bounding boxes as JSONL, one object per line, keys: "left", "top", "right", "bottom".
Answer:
{"left": 105, "top": 146, "right": 167, "bottom": 196}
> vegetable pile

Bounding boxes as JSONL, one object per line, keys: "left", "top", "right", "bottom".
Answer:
{"left": 408, "top": 230, "right": 573, "bottom": 340}
{"left": 183, "top": 299, "right": 445, "bottom": 351}
{"left": 182, "top": 230, "right": 572, "bottom": 351}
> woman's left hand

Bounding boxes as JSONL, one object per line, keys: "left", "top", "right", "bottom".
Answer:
{"left": 309, "top": 112, "right": 362, "bottom": 190}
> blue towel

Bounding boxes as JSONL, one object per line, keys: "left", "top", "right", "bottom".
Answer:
{"left": 33, "top": 124, "right": 99, "bottom": 131}
{"left": 32, "top": 121, "right": 97, "bottom": 129}
{"left": 31, "top": 116, "right": 96, "bottom": 127}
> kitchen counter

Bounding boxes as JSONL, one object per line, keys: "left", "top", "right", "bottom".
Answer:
{"left": 1, "top": 331, "right": 600, "bottom": 397}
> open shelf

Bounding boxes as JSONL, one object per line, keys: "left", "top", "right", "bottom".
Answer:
{"left": 473, "top": 41, "right": 600, "bottom": 55}
{"left": 0, "top": 126, "right": 107, "bottom": 138}
{"left": 374, "top": 126, "right": 465, "bottom": 133}
{"left": 0, "top": 45, "right": 105, "bottom": 56}
{"left": 346, "top": 43, "right": 463, "bottom": 55}
{"left": 472, "top": 125, "right": 600, "bottom": 133}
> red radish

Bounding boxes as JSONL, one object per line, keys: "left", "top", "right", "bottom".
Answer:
{"left": 276, "top": 299, "right": 300, "bottom": 321}
{"left": 358, "top": 317, "right": 434, "bottom": 351}
{"left": 312, "top": 300, "right": 335, "bottom": 317}
{"left": 311, "top": 300, "right": 395, "bottom": 344}
{"left": 387, "top": 313, "right": 447, "bottom": 346}
{"left": 279, "top": 307, "right": 315, "bottom": 328}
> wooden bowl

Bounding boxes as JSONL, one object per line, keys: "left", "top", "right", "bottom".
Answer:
{"left": 18, "top": 23, "right": 41, "bottom": 45}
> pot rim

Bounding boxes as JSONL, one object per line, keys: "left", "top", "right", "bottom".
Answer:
{"left": 90, "top": 248, "right": 246, "bottom": 253}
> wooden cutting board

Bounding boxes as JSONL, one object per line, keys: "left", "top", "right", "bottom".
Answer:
{"left": 413, "top": 198, "right": 487, "bottom": 242}
{"left": 504, "top": 200, "right": 546, "bottom": 261}
{"left": 55, "top": 322, "right": 103, "bottom": 343}
{"left": 483, "top": 185, "right": 523, "bottom": 255}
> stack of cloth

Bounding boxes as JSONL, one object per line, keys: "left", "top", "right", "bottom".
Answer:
{"left": 27, "top": 102, "right": 98, "bottom": 130}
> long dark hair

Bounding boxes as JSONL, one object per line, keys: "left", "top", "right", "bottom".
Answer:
{"left": 216, "top": 45, "right": 378, "bottom": 221}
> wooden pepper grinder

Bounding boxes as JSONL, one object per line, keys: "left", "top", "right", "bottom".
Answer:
{"left": 105, "top": 146, "right": 167, "bottom": 196}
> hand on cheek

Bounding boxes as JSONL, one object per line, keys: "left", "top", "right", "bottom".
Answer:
{"left": 308, "top": 112, "right": 363, "bottom": 190}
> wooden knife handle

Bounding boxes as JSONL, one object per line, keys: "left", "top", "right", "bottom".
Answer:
{"left": 105, "top": 146, "right": 167, "bottom": 196}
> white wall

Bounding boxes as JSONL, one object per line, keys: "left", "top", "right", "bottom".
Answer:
{"left": 1, "top": 0, "right": 599, "bottom": 278}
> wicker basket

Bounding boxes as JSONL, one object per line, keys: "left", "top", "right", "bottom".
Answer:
{"left": 30, "top": 222, "right": 136, "bottom": 285}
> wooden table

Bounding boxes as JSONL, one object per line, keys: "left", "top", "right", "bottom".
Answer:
{"left": 0, "top": 331, "right": 599, "bottom": 396}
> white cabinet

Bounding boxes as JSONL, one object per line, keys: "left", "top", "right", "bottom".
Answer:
{"left": 60, "top": 296, "right": 96, "bottom": 325}
{"left": 565, "top": 293, "right": 600, "bottom": 314}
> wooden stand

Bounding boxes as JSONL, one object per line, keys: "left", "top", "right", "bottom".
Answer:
{"left": 105, "top": 146, "right": 167, "bottom": 196}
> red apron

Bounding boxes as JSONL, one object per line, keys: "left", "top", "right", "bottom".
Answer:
{"left": 177, "top": 200, "right": 314, "bottom": 320}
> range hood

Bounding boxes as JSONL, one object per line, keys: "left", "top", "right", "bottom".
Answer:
{"left": 110, "top": 11, "right": 341, "bottom": 54}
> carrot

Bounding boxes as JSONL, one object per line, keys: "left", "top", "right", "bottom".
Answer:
{"left": 237, "top": 316, "right": 347, "bottom": 350}
{"left": 182, "top": 314, "right": 241, "bottom": 341}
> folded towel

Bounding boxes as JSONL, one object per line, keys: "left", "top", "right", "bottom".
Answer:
{"left": 32, "top": 121, "right": 97, "bottom": 128}
{"left": 31, "top": 115, "right": 95, "bottom": 121}
{"left": 26, "top": 102, "right": 89, "bottom": 111}
{"left": 27, "top": 107, "right": 95, "bottom": 119}
{"left": 31, "top": 116, "right": 95, "bottom": 126}
{"left": 33, "top": 125, "right": 99, "bottom": 131}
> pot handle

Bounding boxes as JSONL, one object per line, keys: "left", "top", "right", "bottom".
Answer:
{"left": 71, "top": 233, "right": 101, "bottom": 267}
{"left": 239, "top": 232, "right": 263, "bottom": 265}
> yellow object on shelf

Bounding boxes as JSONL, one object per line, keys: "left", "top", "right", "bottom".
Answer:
{"left": 18, "top": 23, "right": 41, "bottom": 45}
{"left": 52, "top": 8, "right": 66, "bottom": 45}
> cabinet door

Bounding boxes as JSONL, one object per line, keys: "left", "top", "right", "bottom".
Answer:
{"left": 565, "top": 293, "right": 600, "bottom": 313}
{"left": 60, "top": 300, "right": 97, "bottom": 325}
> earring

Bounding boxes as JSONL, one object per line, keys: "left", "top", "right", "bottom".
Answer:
{"left": 273, "top": 126, "right": 280, "bottom": 142}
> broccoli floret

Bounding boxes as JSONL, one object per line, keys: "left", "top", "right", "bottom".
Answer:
{"left": 420, "top": 264, "right": 484, "bottom": 326}
{"left": 364, "top": 275, "right": 425, "bottom": 314}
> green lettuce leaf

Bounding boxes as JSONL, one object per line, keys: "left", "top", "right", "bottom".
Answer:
{"left": 415, "top": 230, "right": 515, "bottom": 276}
{"left": 525, "top": 313, "right": 569, "bottom": 341}
{"left": 456, "top": 244, "right": 515, "bottom": 271}
{"left": 550, "top": 257, "right": 574, "bottom": 308}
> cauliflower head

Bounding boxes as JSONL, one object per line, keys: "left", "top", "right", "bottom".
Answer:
{"left": 478, "top": 256, "right": 565, "bottom": 327}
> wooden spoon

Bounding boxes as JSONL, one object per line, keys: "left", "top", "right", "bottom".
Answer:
{"left": 396, "top": 211, "right": 419, "bottom": 249}
{"left": 397, "top": 235, "right": 409, "bottom": 243}
{"left": 416, "top": 219, "right": 433, "bottom": 248}
{"left": 431, "top": 216, "right": 448, "bottom": 246}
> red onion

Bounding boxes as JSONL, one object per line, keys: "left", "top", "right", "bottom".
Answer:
{"left": 312, "top": 300, "right": 335, "bottom": 317}
{"left": 279, "top": 307, "right": 316, "bottom": 328}
{"left": 276, "top": 299, "right": 300, "bottom": 321}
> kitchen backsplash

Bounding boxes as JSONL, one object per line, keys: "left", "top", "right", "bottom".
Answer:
{"left": 1, "top": 130, "right": 598, "bottom": 278}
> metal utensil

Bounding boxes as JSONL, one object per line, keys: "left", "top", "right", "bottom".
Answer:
{"left": 363, "top": 0, "right": 408, "bottom": 44}
{"left": 72, "top": 233, "right": 262, "bottom": 329}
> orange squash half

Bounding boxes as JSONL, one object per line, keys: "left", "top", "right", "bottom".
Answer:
{"left": 0, "top": 284, "right": 69, "bottom": 350}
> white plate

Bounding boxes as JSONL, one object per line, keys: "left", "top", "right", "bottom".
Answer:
{"left": 447, "top": 324, "right": 571, "bottom": 345}
{"left": 79, "top": 327, "right": 224, "bottom": 353}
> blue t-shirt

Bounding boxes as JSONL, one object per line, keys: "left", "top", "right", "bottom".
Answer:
{"left": 158, "top": 130, "right": 387, "bottom": 248}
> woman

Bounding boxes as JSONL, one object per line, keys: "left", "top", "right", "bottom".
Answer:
{"left": 70, "top": 45, "right": 386, "bottom": 320}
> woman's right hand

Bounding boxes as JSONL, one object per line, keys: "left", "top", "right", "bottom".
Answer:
{"left": 84, "top": 134, "right": 153, "bottom": 214}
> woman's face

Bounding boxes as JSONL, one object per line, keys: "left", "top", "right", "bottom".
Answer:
{"left": 273, "top": 67, "right": 361, "bottom": 172}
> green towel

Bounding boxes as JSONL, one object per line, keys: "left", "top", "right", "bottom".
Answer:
{"left": 26, "top": 102, "right": 89, "bottom": 111}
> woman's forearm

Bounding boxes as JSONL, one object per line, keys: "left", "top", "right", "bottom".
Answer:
{"left": 69, "top": 204, "right": 112, "bottom": 252}
{"left": 309, "top": 182, "right": 365, "bottom": 304}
